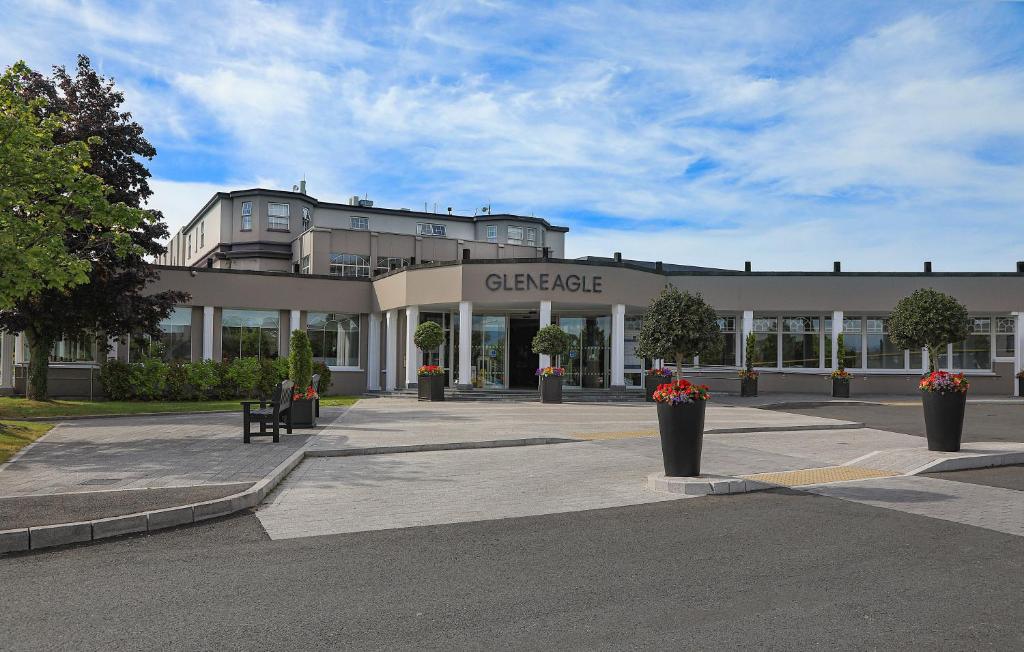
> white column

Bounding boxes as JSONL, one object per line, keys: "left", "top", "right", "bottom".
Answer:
{"left": 405, "top": 305, "right": 420, "bottom": 387}
{"left": 385, "top": 309, "right": 398, "bottom": 392}
{"left": 538, "top": 300, "right": 552, "bottom": 368}
{"left": 457, "top": 301, "right": 473, "bottom": 388}
{"left": 831, "top": 310, "right": 843, "bottom": 369}
{"left": 1014, "top": 312, "right": 1024, "bottom": 397}
{"left": 0, "top": 331, "right": 14, "bottom": 389}
{"left": 202, "top": 306, "right": 215, "bottom": 360}
{"left": 740, "top": 310, "right": 754, "bottom": 368}
{"left": 290, "top": 309, "right": 301, "bottom": 334}
{"left": 611, "top": 304, "right": 625, "bottom": 388}
{"left": 367, "top": 313, "right": 381, "bottom": 391}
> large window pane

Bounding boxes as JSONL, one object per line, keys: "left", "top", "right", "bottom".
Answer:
{"left": 995, "top": 317, "right": 1015, "bottom": 358}
{"left": 751, "top": 317, "right": 778, "bottom": 367}
{"left": 221, "top": 309, "right": 279, "bottom": 361}
{"left": 307, "top": 312, "right": 360, "bottom": 368}
{"left": 472, "top": 315, "right": 506, "bottom": 388}
{"left": 131, "top": 307, "right": 192, "bottom": 362}
{"left": 842, "top": 317, "right": 863, "bottom": 368}
{"left": 782, "top": 316, "right": 820, "bottom": 368}
{"left": 866, "top": 318, "right": 904, "bottom": 369}
{"left": 705, "top": 316, "right": 736, "bottom": 366}
{"left": 952, "top": 317, "right": 991, "bottom": 370}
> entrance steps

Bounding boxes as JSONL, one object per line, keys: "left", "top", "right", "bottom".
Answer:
{"left": 381, "top": 387, "right": 646, "bottom": 402}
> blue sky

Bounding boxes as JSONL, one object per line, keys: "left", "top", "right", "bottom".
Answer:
{"left": 3, "top": 0, "right": 1024, "bottom": 270}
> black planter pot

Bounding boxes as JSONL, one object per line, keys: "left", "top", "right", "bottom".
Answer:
{"left": 921, "top": 391, "right": 967, "bottom": 452}
{"left": 417, "top": 375, "right": 445, "bottom": 401}
{"left": 740, "top": 376, "right": 758, "bottom": 397}
{"left": 540, "top": 375, "right": 563, "bottom": 404}
{"left": 832, "top": 377, "right": 850, "bottom": 398}
{"left": 656, "top": 400, "right": 707, "bottom": 477}
{"left": 291, "top": 398, "right": 317, "bottom": 427}
{"left": 1018, "top": 378, "right": 1023, "bottom": 398}
{"left": 645, "top": 375, "right": 671, "bottom": 402}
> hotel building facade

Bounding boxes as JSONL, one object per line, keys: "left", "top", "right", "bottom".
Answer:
{"left": 1, "top": 186, "right": 1022, "bottom": 398}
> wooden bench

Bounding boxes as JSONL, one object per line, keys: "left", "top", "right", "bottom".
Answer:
{"left": 241, "top": 380, "right": 294, "bottom": 443}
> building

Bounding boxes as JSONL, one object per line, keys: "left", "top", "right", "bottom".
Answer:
{"left": 1, "top": 186, "right": 1022, "bottom": 398}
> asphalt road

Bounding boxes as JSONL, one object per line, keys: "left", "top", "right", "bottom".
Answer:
{"left": 2, "top": 490, "right": 1021, "bottom": 650}
{"left": 770, "top": 402, "right": 1024, "bottom": 443}
{"left": 927, "top": 464, "right": 1024, "bottom": 491}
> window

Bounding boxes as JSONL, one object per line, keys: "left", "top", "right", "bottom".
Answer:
{"left": 782, "top": 316, "right": 820, "bottom": 368}
{"left": 241, "top": 201, "right": 253, "bottom": 231}
{"left": 221, "top": 309, "right": 279, "bottom": 361}
{"left": 486, "top": 225, "right": 497, "bottom": 242}
{"left": 526, "top": 227, "right": 537, "bottom": 245}
{"left": 302, "top": 207, "right": 311, "bottom": 229}
{"left": 130, "top": 307, "right": 192, "bottom": 362}
{"left": 995, "top": 317, "right": 1015, "bottom": 358}
{"left": 41, "top": 335, "right": 96, "bottom": 363}
{"left": 300, "top": 255, "right": 311, "bottom": 275}
{"left": 307, "top": 312, "right": 360, "bottom": 368}
{"left": 417, "top": 222, "right": 446, "bottom": 237}
{"left": 187, "top": 234, "right": 192, "bottom": 258}
{"left": 375, "top": 257, "right": 409, "bottom": 274}
{"left": 751, "top": 317, "right": 778, "bottom": 367}
{"left": 507, "top": 225, "right": 524, "bottom": 245}
{"left": 350, "top": 216, "right": 368, "bottom": 230}
{"left": 866, "top": 318, "right": 904, "bottom": 369}
{"left": 952, "top": 317, "right": 992, "bottom": 370}
{"left": 267, "top": 202, "right": 290, "bottom": 230}
{"left": 842, "top": 317, "right": 863, "bottom": 368}
{"left": 329, "top": 253, "right": 370, "bottom": 277}
{"left": 704, "top": 316, "right": 736, "bottom": 366}
{"left": 199, "top": 221, "right": 205, "bottom": 248}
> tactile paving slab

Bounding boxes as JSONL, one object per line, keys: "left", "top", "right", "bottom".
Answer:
{"left": 742, "top": 466, "right": 900, "bottom": 487}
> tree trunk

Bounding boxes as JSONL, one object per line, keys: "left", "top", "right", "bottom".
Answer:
{"left": 25, "top": 331, "right": 52, "bottom": 401}
{"left": 674, "top": 353, "right": 685, "bottom": 380}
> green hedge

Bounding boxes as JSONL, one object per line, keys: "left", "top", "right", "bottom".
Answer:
{"left": 100, "top": 357, "right": 295, "bottom": 401}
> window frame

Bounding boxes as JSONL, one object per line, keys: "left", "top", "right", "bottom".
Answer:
{"left": 507, "top": 225, "right": 524, "bottom": 245}
{"left": 350, "top": 216, "right": 369, "bottom": 231}
{"left": 306, "top": 312, "right": 361, "bottom": 370}
{"left": 329, "top": 253, "right": 370, "bottom": 278}
{"left": 267, "top": 202, "right": 291, "bottom": 231}
{"left": 486, "top": 225, "right": 497, "bottom": 242}
{"left": 241, "top": 201, "right": 253, "bottom": 231}
{"left": 416, "top": 222, "right": 446, "bottom": 237}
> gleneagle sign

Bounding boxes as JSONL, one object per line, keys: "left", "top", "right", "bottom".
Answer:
{"left": 484, "top": 272, "right": 603, "bottom": 293}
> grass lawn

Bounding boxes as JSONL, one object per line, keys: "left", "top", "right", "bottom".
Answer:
{"left": 0, "top": 396, "right": 360, "bottom": 419}
{"left": 0, "top": 420, "right": 55, "bottom": 463}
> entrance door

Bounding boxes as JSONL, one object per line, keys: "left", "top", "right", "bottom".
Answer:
{"left": 508, "top": 318, "right": 539, "bottom": 388}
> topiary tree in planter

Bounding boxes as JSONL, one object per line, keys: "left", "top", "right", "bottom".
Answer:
{"left": 414, "top": 321, "right": 446, "bottom": 401}
{"left": 831, "top": 332, "right": 850, "bottom": 397}
{"left": 288, "top": 329, "right": 316, "bottom": 425}
{"left": 887, "top": 288, "right": 970, "bottom": 372}
{"left": 887, "top": 288, "right": 972, "bottom": 451}
{"left": 635, "top": 286, "right": 721, "bottom": 378}
{"left": 532, "top": 324, "right": 573, "bottom": 403}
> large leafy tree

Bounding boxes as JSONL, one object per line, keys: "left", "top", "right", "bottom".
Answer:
{"left": 0, "top": 61, "right": 138, "bottom": 309}
{"left": 887, "top": 288, "right": 970, "bottom": 372}
{"left": 635, "top": 285, "right": 722, "bottom": 373}
{"left": 0, "top": 56, "right": 188, "bottom": 400}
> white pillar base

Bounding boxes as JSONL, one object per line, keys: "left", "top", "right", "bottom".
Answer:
{"left": 457, "top": 301, "right": 473, "bottom": 389}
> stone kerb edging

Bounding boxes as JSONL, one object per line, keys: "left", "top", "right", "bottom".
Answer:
{"left": 0, "top": 436, "right": 579, "bottom": 555}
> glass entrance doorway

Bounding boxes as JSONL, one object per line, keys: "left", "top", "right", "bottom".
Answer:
{"left": 558, "top": 316, "right": 610, "bottom": 388}
{"left": 508, "top": 318, "right": 540, "bottom": 387}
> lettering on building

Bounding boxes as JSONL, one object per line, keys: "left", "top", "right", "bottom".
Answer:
{"left": 485, "top": 273, "right": 603, "bottom": 293}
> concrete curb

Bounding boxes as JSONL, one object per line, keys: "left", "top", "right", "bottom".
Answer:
{"left": 305, "top": 437, "right": 579, "bottom": 458}
{"left": 912, "top": 450, "right": 1024, "bottom": 475}
{"left": 12, "top": 409, "right": 239, "bottom": 423}
{"left": 704, "top": 422, "right": 865, "bottom": 434}
{"left": 648, "top": 473, "right": 774, "bottom": 496}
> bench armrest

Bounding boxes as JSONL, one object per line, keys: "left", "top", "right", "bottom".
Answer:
{"left": 239, "top": 400, "right": 272, "bottom": 407}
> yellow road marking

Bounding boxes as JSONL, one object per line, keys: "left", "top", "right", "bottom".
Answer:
{"left": 742, "top": 466, "right": 899, "bottom": 487}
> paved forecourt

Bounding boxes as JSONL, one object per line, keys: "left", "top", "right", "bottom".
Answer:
{"left": 257, "top": 398, "right": 1024, "bottom": 540}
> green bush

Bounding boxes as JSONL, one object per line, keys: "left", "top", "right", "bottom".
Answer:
{"left": 414, "top": 321, "right": 445, "bottom": 352}
{"left": 165, "top": 362, "right": 192, "bottom": 400}
{"left": 99, "top": 360, "right": 134, "bottom": 401}
{"left": 635, "top": 286, "right": 721, "bottom": 370}
{"left": 313, "top": 361, "right": 333, "bottom": 396}
{"left": 887, "top": 288, "right": 970, "bottom": 372}
{"left": 744, "top": 332, "right": 756, "bottom": 372}
{"left": 257, "top": 357, "right": 289, "bottom": 399}
{"left": 289, "top": 330, "right": 314, "bottom": 391}
{"left": 227, "top": 357, "right": 262, "bottom": 398}
{"left": 532, "top": 324, "right": 573, "bottom": 358}
{"left": 131, "top": 357, "right": 169, "bottom": 400}
{"left": 186, "top": 360, "right": 219, "bottom": 400}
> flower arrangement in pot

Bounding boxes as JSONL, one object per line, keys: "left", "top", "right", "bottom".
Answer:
{"left": 831, "top": 333, "right": 851, "bottom": 398}
{"left": 288, "top": 329, "right": 318, "bottom": 427}
{"left": 532, "top": 325, "right": 572, "bottom": 404}
{"left": 644, "top": 367, "right": 674, "bottom": 402}
{"left": 887, "top": 288, "right": 972, "bottom": 452}
{"left": 652, "top": 378, "right": 712, "bottom": 476}
{"left": 414, "top": 321, "right": 446, "bottom": 401}
{"left": 738, "top": 332, "right": 759, "bottom": 397}
{"left": 635, "top": 286, "right": 722, "bottom": 476}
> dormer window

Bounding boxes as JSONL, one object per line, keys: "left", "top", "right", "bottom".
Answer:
{"left": 417, "top": 222, "right": 446, "bottom": 237}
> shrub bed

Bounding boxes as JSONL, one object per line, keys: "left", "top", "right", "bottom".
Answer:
{"left": 100, "top": 357, "right": 300, "bottom": 401}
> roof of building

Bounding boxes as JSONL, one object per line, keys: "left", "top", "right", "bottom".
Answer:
{"left": 175, "top": 188, "right": 569, "bottom": 237}
{"left": 575, "top": 256, "right": 736, "bottom": 273}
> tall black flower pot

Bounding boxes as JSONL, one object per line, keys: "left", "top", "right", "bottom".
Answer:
{"left": 645, "top": 375, "right": 669, "bottom": 402}
{"left": 656, "top": 401, "right": 707, "bottom": 477}
{"left": 540, "top": 376, "right": 562, "bottom": 404}
{"left": 921, "top": 391, "right": 967, "bottom": 452}
{"left": 417, "top": 375, "right": 445, "bottom": 401}
{"left": 832, "top": 378, "right": 850, "bottom": 398}
{"left": 1018, "top": 378, "right": 1023, "bottom": 398}
{"left": 740, "top": 377, "right": 758, "bottom": 397}
{"left": 291, "top": 398, "right": 317, "bottom": 427}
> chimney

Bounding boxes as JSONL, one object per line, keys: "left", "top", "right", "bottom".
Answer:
{"left": 462, "top": 248, "right": 471, "bottom": 261}
{"left": 299, "top": 179, "right": 306, "bottom": 194}
{"left": 448, "top": 207, "right": 453, "bottom": 215}
{"left": 613, "top": 252, "right": 622, "bottom": 262}
{"left": 655, "top": 261, "right": 664, "bottom": 273}
{"left": 924, "top": 261, "right": 932, "bottom": 273}
{"left": 1017, "top": 261, "right": 1024, "bottom": 273}
{"left": 833, "top": 261, "right": 841, "bottom": 273}
{"left": 744, "top": 261, "right": 751, "bottom": 273}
